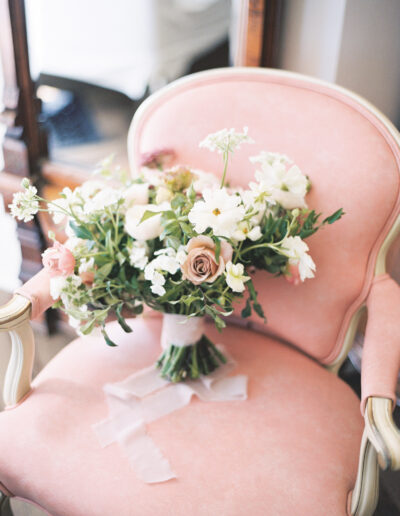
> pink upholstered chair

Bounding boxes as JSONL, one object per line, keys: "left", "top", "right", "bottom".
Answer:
{"left": 1, "top": 68, "right": 400, "bottom": 516}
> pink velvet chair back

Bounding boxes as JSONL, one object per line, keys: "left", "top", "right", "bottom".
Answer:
{"left": 128, "top": 68, "right": 400, "bottom": 366}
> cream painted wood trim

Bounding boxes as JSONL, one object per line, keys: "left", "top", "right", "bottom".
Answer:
{"left": 349, "top": 429, "right": 379, "bottom": 516}
{"left": 0, "top": 295, "right": 34, "bottom": 407}
{"left": 365, "top": 397, "right": 400, "bottom": 470}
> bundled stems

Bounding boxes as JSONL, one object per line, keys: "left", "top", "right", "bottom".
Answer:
{"left": 157, "top": 335, "right": 227, "bottom": 383}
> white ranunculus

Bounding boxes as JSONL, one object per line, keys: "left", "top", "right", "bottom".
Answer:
{"left": 124, "top": 183, "right": 149, "bottom": 206}
{"left": 280, "top": 236, "right": 316, "bottom": 281}
{"left": 155, "top": 186, "right": 173, "bottom": 204}
{"left": 125, "top": 202, "right": 169, "bottom": 241}
{"left": 188, "top": 188, "right": 245, "bottom": 238}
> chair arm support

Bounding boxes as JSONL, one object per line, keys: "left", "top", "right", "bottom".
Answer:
{"left": 0, "top": 295, "right": 34, "bottom": 407}
{"left": 364, "top": 397, "right": 400, "bottom": 470}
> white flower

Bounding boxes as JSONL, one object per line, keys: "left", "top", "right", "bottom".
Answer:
{"left": 280, "top": 236, "right": 316, "bottom": 281}
{"left": 225, "top": 262, "right": 250, "bottom": 292}
{"left": 79, "top": 180, "right": 105, "bottom": 199}
{"left": 251, "top": 152, "right": 308, "bottom": 209}
{"left": 188, "top": 188, "right": 245, "bottom": 238}
{"left": 125, "top": 202, "right": 169, "bottom": 241}
{"left": 78, "top": 257, "right": 95, "bottom": 274}
{"left": 199, "top": 127, "right": 254, "bottom": 154}
{"left": 144, "top": 253, "right": 181, "bottom": 296}
{"left": 84, "top": 187, "right": 122, "bottom": 213}
{"left": 232, "top": 222, "right": 262, "bottom": 242}
{"left": 9, "top": 184, "right": 39, "bottom": 222}
{"left": 176, "top": 245, "right": 187, "bottom": 265}
{"left": 64, "top": 237, "right": 83, "bottom": 251}
{"left": 250, "top": 151, "right": 292, "bottom": 171}
{"left": 49, "top": 197, "right": 69, "bottom": 224}
{"left": 149, "top": 272, "right": 166, "bottom": 296}
{"left": 49, "top": 276, "right": 68, "bottom": 300}
{"left": 155, "top": 186, "right": 173, "bottom": 204}
{"left": 192, "top": 169, "right": 220, "bottom": 192}
{"left": 128, "top": 241, "right": 149, "bottom": 270}
{"left": 123, "top": 183, "right": 149, "bottom": 206}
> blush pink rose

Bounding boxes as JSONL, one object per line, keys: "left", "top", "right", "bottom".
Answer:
{"left": 285, "top": 263, "right": 301, "bottom": 286}
{"left": 80, "top": 270, "right": 95, "bottom": 285}
{"left": 42, "top": 241, "right": 76, "bottom": 277}
{"left": 181, "top": 235, "right": 233, "bottom": 285}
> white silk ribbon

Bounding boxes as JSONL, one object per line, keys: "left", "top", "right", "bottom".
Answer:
{"left": 160, "top": 313, "right": 205, "bottom": 349}
{"left": 93, "top": 345, "right": 247, "bottom": 484}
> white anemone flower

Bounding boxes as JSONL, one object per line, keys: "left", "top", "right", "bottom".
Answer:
{"left": 252, "top": 161, "right": 308, "bottom": 210}
{"left": 9, "top": 184, "right": 39, "bottom": 222}
{"left": 199, "top": 127, "right": 254, "bottom": 154}
{"left": 280, "top": 236, "right": 316, "bottom": 281}
{"left": 225, "top": 262, "right": 250, "bottom": 292}
{"left": 188, "top": 188, "right": 245, "bottom": 238}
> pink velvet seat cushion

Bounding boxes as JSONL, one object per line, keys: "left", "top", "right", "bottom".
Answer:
{"left": 0, "top": 318, "right": 362, "bottom": 515}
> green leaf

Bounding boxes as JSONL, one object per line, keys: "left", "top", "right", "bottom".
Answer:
{"left": 241, "top": 297, "right": 252, "bottom": 318}
{"left": 214, "top": 238, "right": 221, "bottom": 264}
{"left": 186, "top": 184, "right": 196, "bottom": 203}
{"left": 139, "top": 210, "right": 159, "bottom": 223}
{"left": 69, "top": 221, "right": 92, "bottom": 240}
{"left": 101, "top": 328, "right": 117, "bottom": 347}
{"left": 253, "top": 301, "right": 266, "bottom": 322}
{"left": 97, "top": 263, "right": 113, "bottom": 277}
{"left": 171, "top": 193, "right": 186, "bottom": 210}
{"left": 105, "top": 230, "right": 113, "bottom": 256}
{"left": 80, "top": 318, "right": 96, "bottom": 335}
{"left": 247, "top": 279, "right": 258, "bottom": 301}
{"left": 116, "top": 304, "right": 133, "bottom": 333}
{"left": 323, "top": 208, "right": 344, "bottom": 225}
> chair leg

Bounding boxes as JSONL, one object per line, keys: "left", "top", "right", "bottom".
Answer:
{"left": 0, "top": 493, "right": 13, "bottom": 516}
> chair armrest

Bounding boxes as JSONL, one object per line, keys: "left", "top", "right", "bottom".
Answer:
{"left": 0, "top": 294, "right": 34, "bottom": 407}
{"left": 364, "top": 397, "right": 400, "bottom": 470}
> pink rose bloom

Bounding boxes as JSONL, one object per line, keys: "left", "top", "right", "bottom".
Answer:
{"left": 181, "top": 235, "right": 233, "bottom": 285}
{"left": 285, "top": 264, "right": 301, "bottom": 286}
{"left": 80, "top": 270, "right": 95, "bottom": 285}
{"left": 42, "top": 241, "right": 76, "bottom": 278}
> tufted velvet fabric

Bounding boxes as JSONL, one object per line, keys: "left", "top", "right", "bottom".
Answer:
{"left": 0, "top": 319, "right": 363, "bottom": 516}
{"left": 129, "top": 68, "right": 400, "bottom": 365}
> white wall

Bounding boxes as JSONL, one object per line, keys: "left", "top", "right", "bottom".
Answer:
{"left": 278, "top": 0, "right": 400, "bottom": 125}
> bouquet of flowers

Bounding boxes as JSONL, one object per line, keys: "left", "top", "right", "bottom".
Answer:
{"left": 10, "top": 128, "right": 343, "bottom": 383}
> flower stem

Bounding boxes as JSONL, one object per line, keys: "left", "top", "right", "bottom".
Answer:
{"left": 220, "top": 151, "right": 229, "bottom": 188}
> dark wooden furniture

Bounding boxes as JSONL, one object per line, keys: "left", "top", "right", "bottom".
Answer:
{"left": 0, "top": 0, "right": 282, "bottom": 285}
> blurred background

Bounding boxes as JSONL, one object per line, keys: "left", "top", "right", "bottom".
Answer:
{"left": 0, "top": 1, "right": 400, "bottom": 514}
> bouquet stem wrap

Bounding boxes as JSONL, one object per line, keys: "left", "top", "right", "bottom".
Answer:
{"left": 157, "top": 314, "right": 227, "bottom": 382}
